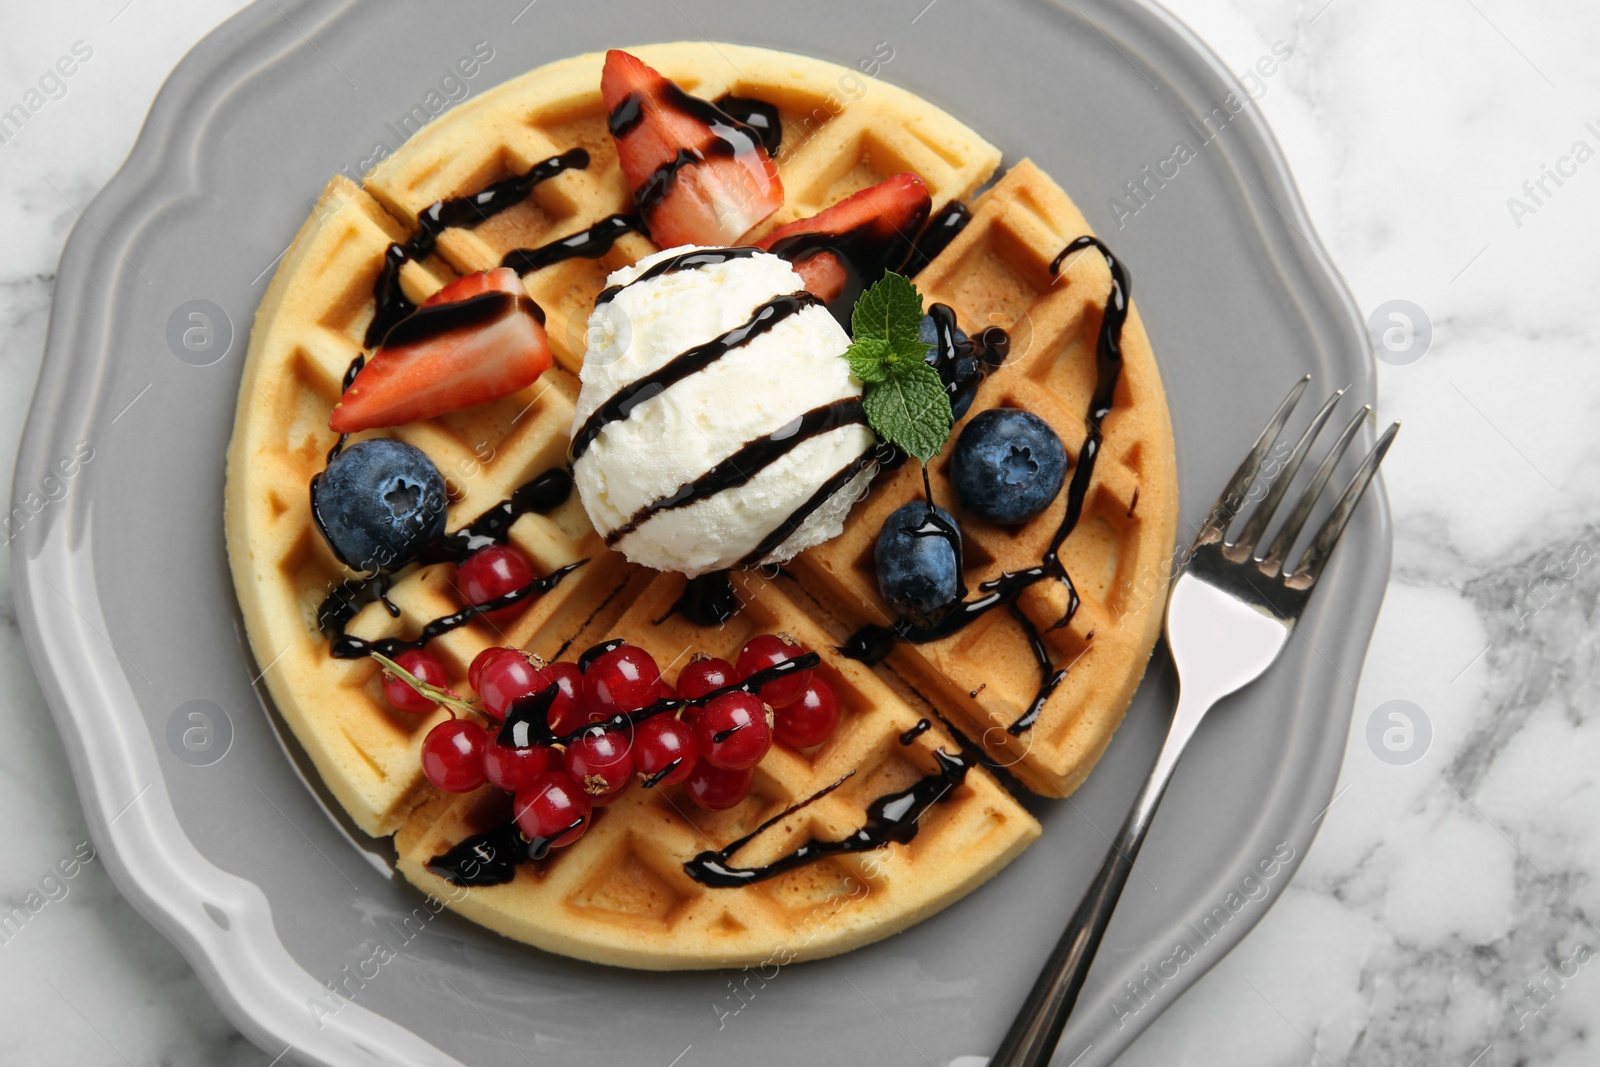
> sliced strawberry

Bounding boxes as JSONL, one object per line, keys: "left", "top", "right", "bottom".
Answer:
{"left": 330, "top": 267, "right": 550, "bottom": 433}
{"left": 757, "top": 173, "right": 933, "bottom": 306}
{"left": 602, "top": 49, "right": 784, "bottom": 248}
{"left": 419, "top": 269, "right": 515, "bottom": 307}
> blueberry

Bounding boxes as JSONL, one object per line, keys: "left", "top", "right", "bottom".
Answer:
{"left": 875, "top": 501, "right": 963, "bottom": 625}
{"left": 951, "top": 408, "right": 1068, "bottom": 525}
{"left": 312, "top": 438, "right": 449, "bottom": 572}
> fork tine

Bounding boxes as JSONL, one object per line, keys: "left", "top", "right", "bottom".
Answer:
{"left": 1233, "top": 387, "right": 1344, "bottom": 554}
{"left": 1260, "top": 404, "right": 1369, "bottom": 572}
{"left": 1290, "top": 421, "right": 1400, "bottom": 584}
{"left": 1196, "top": 375, "right": 1309, "bottom": 545}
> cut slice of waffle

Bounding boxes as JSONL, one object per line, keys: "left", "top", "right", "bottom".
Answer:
{"left": 395, "top": 571, "right": 1036, "bottom": 968}
{"left": 792, "top": 160, "right": 1179, "bottom": 797}
{"left": 226, "top": 42, "right": 1174, "bottom": 969}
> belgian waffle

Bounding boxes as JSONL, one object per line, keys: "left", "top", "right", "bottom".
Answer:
{"left": 226, "top": 42, "right": 1175, "bottom": 968}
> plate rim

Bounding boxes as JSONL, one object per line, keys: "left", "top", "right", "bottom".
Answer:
{"left": 9, "top": 1, "right": 1392, "bottom": 1064}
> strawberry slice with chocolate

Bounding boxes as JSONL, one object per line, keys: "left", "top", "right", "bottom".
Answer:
{"left": 758, "top": 173, "right": 933, "bottom": 308}
{"left": 330, "top": 267, "right": 551, "bottom": 433}
{"left": 602, "top": 49, "right": 784, "bottom": 248}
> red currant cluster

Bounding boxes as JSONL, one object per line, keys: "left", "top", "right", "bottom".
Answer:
{"left": 378, "top": 633, "right": 843, "bottom": 855}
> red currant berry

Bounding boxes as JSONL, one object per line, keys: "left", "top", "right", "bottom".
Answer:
{"left": 684, "top": 762, "right": 754, "bottom": 811}
{"left": 421, "top": 719, "right": 489, "bottom": 793}
{"left": 483, "top": 741, "right": 556, "bottom": 794}
{"left": 582, "top": 645, "right": 661, "bottom": 719}
{"left": 633, "top": 716, "right": 697, "bottom": 786}
{"left": 736, "top": 633, "right": 812, "bottom": 707}
{"left": 382, "top": 650, "right": 449, "bottom": 714}
{"left": 476, "top": 650, "right": 547, "bottom": 720}
{"left": 513, "top": 772, "right": 591, "bottom": 847}
{"left": 468, "top": 645, "right": 514, "bottom": 691}
{"left": 543, "top": 661, "right": 587, "bottom": 735}
{"left": 693, "top": 692, "right": 773, "bottom": 771}
{"left": 564, "top": 729, "right": 634, "bottom": 797}
{"left": 456, "top": 544, "right": 535, "bottom": 606}
{"left": 774, "top": 677, "right": 841, "bottom": 749}
{"left": 677, "top": 656, "right": 738, "bottom": 700}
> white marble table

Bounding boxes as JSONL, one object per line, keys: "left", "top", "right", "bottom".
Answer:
{"left": 2, "top": 2, "right": 1595, "bottom": 1063}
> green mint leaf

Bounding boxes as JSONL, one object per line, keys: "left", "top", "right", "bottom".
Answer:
{"left": 845, "top": 336, "right": 892, "bottom": 383}
{"left": 851, "top": 271, "right": 923, "bottom": 348}
{"left": 843, "top": 271, "right": 951, "bottom": 461}
{"left": 885, "top": 327, "right": 933, "bottom": 378}
{"left": 862, "top": 361, "right": 953, "bottom": 463}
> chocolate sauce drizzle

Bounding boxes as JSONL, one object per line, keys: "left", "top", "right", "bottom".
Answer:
{"left": 661, "top": 571, "right": 743, "bottom": 627}
{"left": 923, "top": 301, "right": 1010, "bottom": 417}
{"left": 904, "top": 200, "right": 971, "bottom": 276}
{"left": 315, "top": 470, "right": 580, "bottom": 659}
{"left": 327, "top": 564, "right": 584, "bottom": 661}
{"left": 681, "top": 749, "right": 969, "bottom": 887}
{"left": 569, "top": 290, "right": 822, "bottom": 462}
{"left": 839, "top": 236, "right": 1129, "bottom": 736}
{"left": 715, "top": 95, "right": 783, "bottom": 156}
{"left": 425, "top": 822, "right": 526, "bottom": 887}
{"left": 418, "top": 470, "right": 572, "bottom": 564}
{"left": 496, "top": 652, "right": 821, "bottom": 750}
{"left": 899, "top": 718, "right": 931, "bottom": 745}
{"left": 499, "top": 213, "right": 642, "bottom": 275}
{"left": 364, "top": 148, "right": 588, "bottom": 347}
{"left": 732, "top": 443, "right": 893, "bottom": 568}
{"left": 605, "top": 397, "right": 867, "bottom": 547}
{"left": 592, "top": 246, "right": 763, "bottom": 307}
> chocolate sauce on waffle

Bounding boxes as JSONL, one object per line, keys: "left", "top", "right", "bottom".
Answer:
{"left": 715, "top": 95, "right": 783, "bottom": 156}
{"left": 315, "top": 470, "right": 580, "bottom": 659}
{"left": 605, "top": 398, "right": 867, "bottom": 547}
{"left": 417, "top": 469, "right": 573, "bottom": 564}
{"left": 839, "top": 236, "right": 1129, "bottom": 736}
{"left": 569, "top": 290, "right": 823, "bottom": 462}
{"left": 425, "top": 823, "right": 526, "bottom": 887}
{"left": 499, "top": 214, "right": 642, "bottom": 275}
{"left": 899, "top": 718, "right": 931, "bottom": 744}
{"left": 365, "top": 148, "right": 588, "bottom": 346}
{"left": 682, "top": 748, "right": 969, "bottom": 887}
{"left": 904, "top": 200, "right": 971, "bottom": 275}
{"left": 327, "top": 563, "right": 585, "bottom": 661}
{"left": 662, "top": 571, "right": 743, "bottom": 626}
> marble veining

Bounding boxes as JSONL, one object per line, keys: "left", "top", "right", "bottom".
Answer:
{"left": 2, "top": 1, "right": 1597, "bottom": 1065}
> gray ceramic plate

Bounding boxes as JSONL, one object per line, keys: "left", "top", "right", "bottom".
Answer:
{"left": 11, "top": 1, "right": 1390, "bottom": 1064}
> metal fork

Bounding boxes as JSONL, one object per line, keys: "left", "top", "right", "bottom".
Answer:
{"left": 990, "top": 377, "right": 1399, "bottom": 1067}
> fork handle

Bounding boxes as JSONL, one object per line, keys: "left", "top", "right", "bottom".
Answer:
{"left": 990, "top": 691, "right": 1210, "bottom": 1067}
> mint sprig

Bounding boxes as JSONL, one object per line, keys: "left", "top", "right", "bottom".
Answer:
{"left": 843, "top": 272, "right": 953, "bottom": 463}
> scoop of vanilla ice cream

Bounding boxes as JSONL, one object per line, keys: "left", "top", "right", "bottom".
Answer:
{"left": 571, "top": 247, "right": 877, "bottom": 576}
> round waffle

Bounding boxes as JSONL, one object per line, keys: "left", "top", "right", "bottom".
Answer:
{"left": 226, "top": 42, "right": 1175, "bottom": 969}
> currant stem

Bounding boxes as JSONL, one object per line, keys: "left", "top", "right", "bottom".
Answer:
{"left": 371, "top": 651, "right": 480, "bottom": 716}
